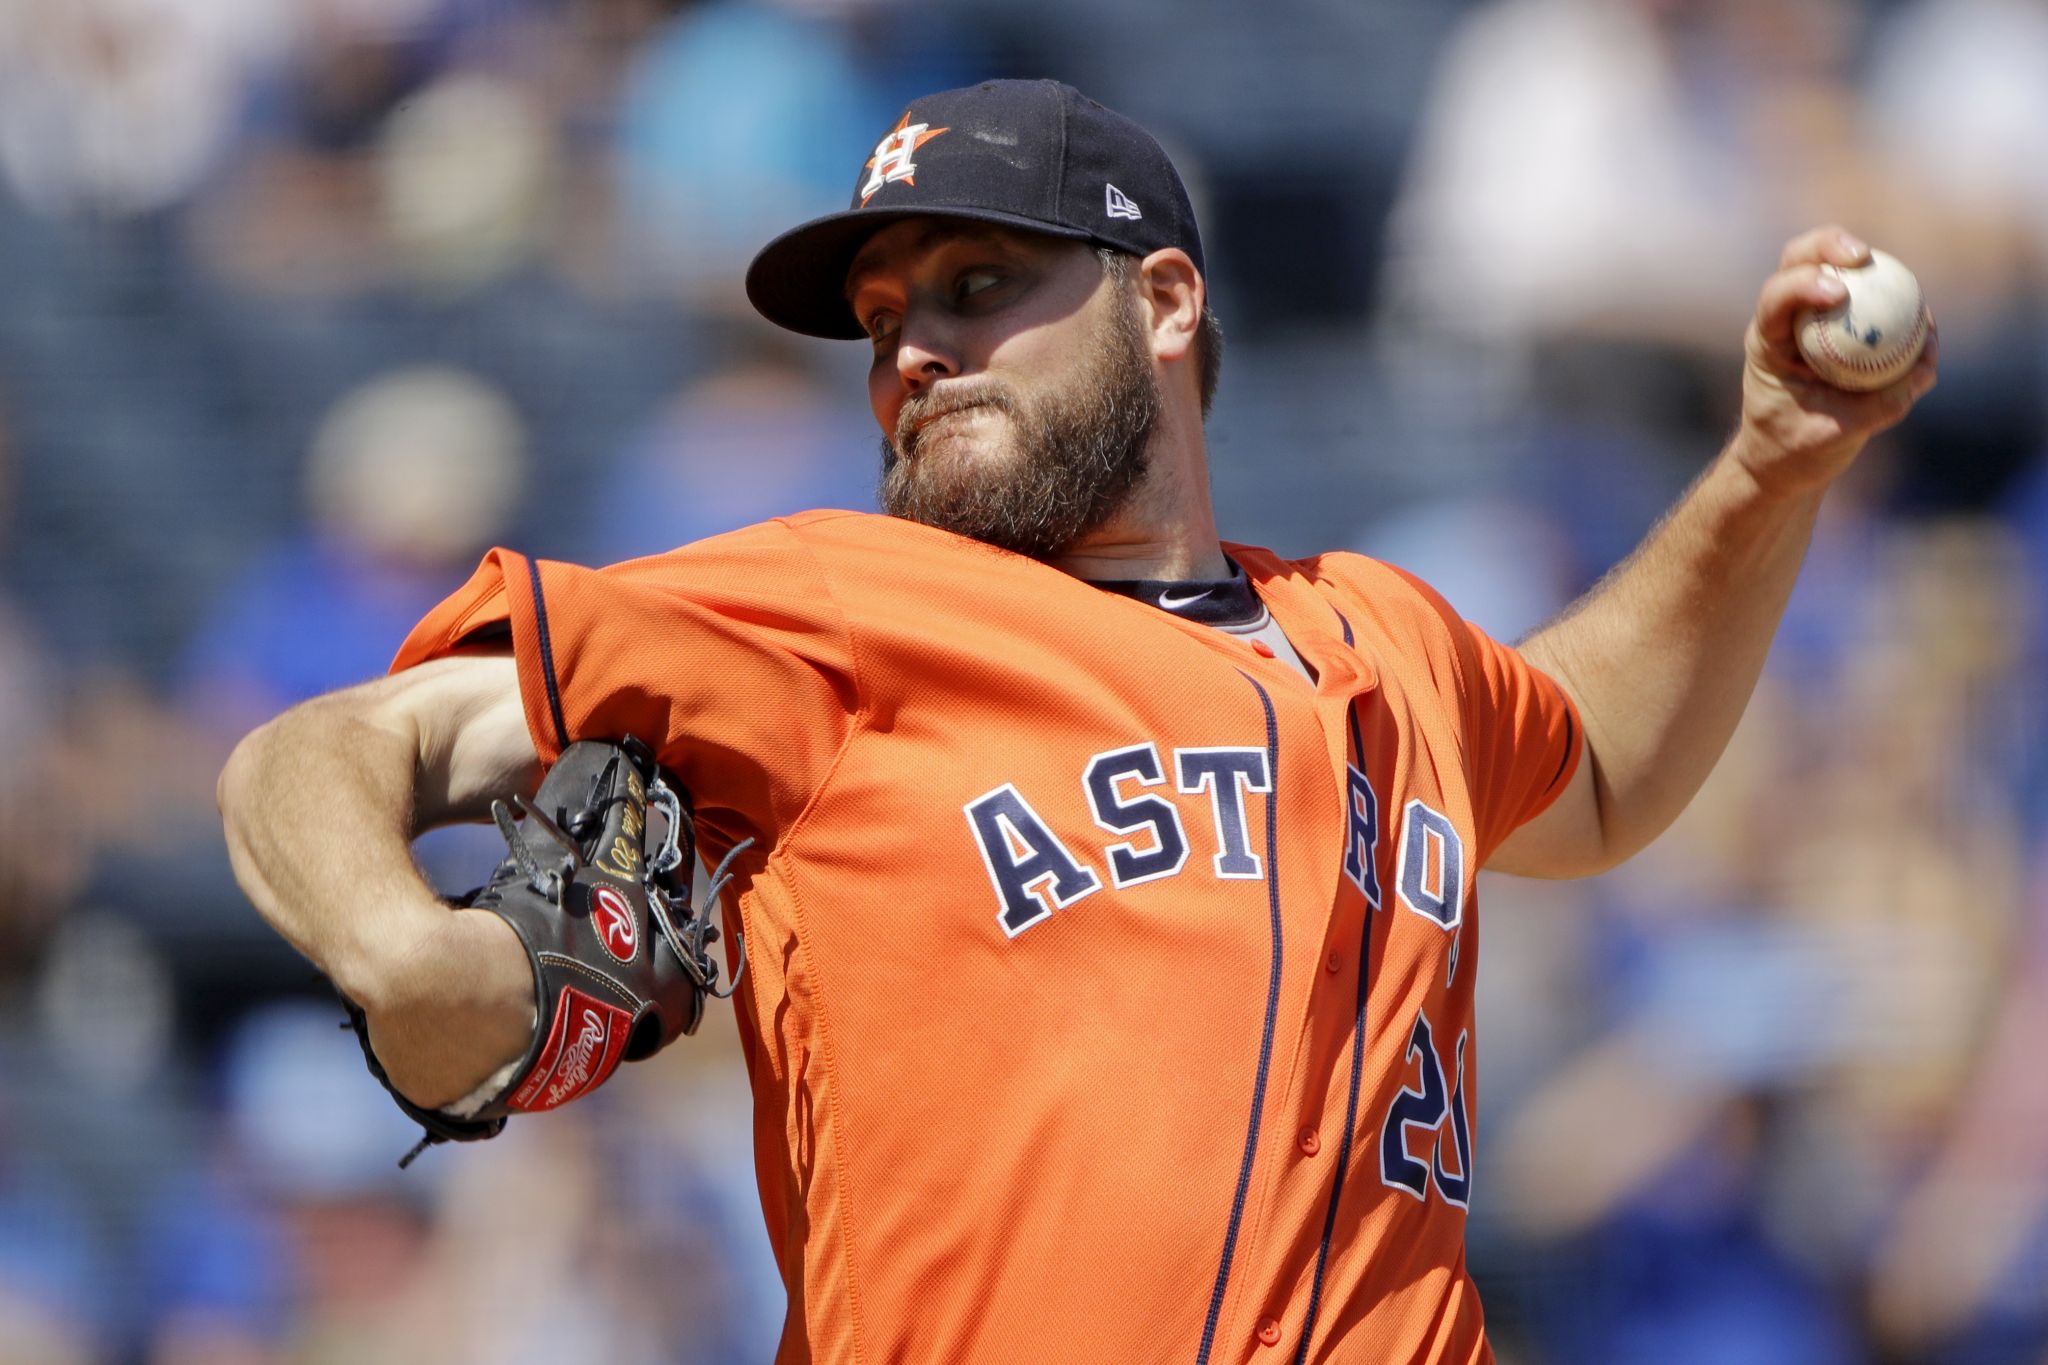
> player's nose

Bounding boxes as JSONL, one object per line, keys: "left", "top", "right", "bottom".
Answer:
{"left": 893, "top": 311, "right": 962, "bottom": 393}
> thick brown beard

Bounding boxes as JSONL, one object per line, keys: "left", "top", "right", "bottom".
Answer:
{"left": 877, "top": 283, "right": 1161, "bottom": 560}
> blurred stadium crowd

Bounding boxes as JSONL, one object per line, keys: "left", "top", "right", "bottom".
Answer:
{"left": 0, "top": 0, "right": 2045, "bottom": 1360}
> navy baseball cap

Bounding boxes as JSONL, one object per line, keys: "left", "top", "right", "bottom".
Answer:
{"left": 746, "top": 79, "right": 1203, "bottom": 340}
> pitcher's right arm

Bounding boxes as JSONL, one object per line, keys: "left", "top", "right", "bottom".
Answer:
{"left": 217, "top": 652, "right": 541, "bottom": 1108}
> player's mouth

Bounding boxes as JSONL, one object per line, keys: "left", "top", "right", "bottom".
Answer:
{"left": 900, "top": 398, "right": 1011, "bottom": 460}
{"left": 898, "top": 384, "right": 1017, "bottom": 447}
{"left": 911, "top": 404, "right": 991, "bottom": 438}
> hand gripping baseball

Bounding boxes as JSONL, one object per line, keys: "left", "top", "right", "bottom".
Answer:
{"left": 348, "top": 737, "right": 751, "bottom": 1166}
{"left": 1735, "top": 225, "right": 1939, "bottom": 498}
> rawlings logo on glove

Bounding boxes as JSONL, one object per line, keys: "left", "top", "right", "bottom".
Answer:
{"left": 590, "top": 886, "right": 638, "bottom": 963}
{"left": 512, "top": 990, "right": 633, "bottom": 1112}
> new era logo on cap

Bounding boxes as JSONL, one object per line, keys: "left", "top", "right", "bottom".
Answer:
{"left": 745, "top": 79, "right": 1205, "bottom": 339}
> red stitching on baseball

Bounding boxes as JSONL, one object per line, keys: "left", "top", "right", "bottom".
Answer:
{"left": 1810, "top": 301, "right": 1926, "bottom": 377}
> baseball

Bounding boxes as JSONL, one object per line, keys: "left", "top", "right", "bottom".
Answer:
{"left": 1795, "top": 248, "right": 1929, "bottom": 391}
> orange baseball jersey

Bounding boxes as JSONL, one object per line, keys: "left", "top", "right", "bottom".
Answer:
{"left": 392, "top": 509, "right": 1581, "bottom": 1364}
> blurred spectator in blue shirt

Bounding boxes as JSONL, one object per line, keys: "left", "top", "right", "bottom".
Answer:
{"left": 178, "top": 364, "right": 525, "bottom": 741}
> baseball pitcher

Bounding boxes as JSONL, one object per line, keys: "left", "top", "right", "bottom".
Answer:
{"left": 219, "top": 80, "right": 1935, "bottom": 1363}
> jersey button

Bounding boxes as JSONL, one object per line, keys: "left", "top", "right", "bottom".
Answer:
{"left": 1298, "top": 1127, "right": 1320, "bottom": 1156}
{"left": 1250, "top": 639, "right": 1275, "bottom": 658}
{"left": 1256, "top": 1316, "right": 1283, "bottom": 1347}
{"left": 1324, "top": 949, "right": 1342, "bottom": 974}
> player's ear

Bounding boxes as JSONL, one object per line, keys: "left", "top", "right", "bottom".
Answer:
{"left": 1135, "top": 248, "right": 1202, "bottom": 366}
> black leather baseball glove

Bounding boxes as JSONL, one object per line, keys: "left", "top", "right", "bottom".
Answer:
{"left": 347, "top": 736, "right": 749, "bottom": 1166}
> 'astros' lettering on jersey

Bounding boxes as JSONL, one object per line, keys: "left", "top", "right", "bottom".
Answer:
{"left": 393, "top": 510, "right": 1581, "bottom": 1365}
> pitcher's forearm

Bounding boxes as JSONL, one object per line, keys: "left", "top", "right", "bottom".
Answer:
{"left": 219, "top": 695, "right": 537, "bottom": 1104}
{"left": 1521, "top": 446, "right": 1823, "bottom": 859}
{"left": 219, "top": 656, "right": 545, "bottom": 1106}
{"left": 363, "top": 907, "right": 538, "bottom": 1108}
{"left": 219, "top": 653, "right": 537, "bottom": 996}
{"left": 219, "top": 697, "right": 447, "bottom": 1004}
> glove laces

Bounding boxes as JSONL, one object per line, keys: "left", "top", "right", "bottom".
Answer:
{"left": 647, "top": 776, "right": 750, "bottom": 999}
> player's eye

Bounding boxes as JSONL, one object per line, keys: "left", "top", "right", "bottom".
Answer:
{"left": 956, "top": 269, "right": 1005, "bottom": 303}
{"left": 864, "top": 311, "right": 900, "bottom": 345}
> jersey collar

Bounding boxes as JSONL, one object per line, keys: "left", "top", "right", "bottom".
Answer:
{"left": 1088, "top": 558, "right": 1264, "bottom": 627}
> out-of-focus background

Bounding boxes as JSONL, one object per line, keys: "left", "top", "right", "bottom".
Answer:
{"left": 0, "top": 0, "right": 2045, "bottom": 1360}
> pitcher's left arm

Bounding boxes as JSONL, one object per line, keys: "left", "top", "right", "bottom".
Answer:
{"left": 1489, "top": 226, "right": 1938, "bottom": 879}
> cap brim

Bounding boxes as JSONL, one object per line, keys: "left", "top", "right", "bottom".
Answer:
{"left": 745, "top": 205, "right": 1097, "bottom": 340}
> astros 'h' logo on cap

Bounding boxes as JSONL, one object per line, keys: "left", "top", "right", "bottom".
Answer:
{"left": 861, "top": 111, "right": 950, "bottom": 205}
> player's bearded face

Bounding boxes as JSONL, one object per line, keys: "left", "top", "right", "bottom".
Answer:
{"left": 878, "top": 278, "right": 1160, "bottom": 559}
